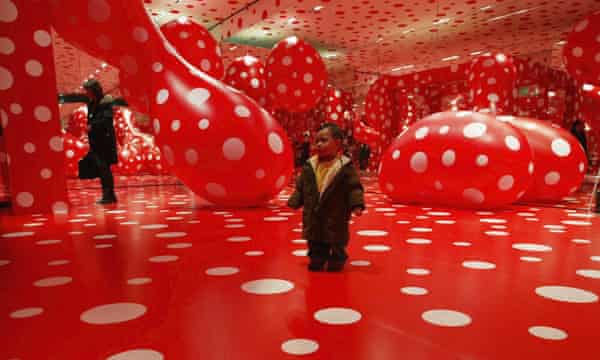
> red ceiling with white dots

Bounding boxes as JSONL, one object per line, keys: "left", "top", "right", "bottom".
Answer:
{"left": 53, "top": 0, "right": 600, "bottom": 102}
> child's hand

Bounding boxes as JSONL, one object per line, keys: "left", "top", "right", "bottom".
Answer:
{"left": 352, "top": 208, "right": 363, "bottom": 216}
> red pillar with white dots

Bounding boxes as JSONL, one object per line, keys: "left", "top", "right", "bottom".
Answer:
{"left": 0, "top": 0, "right": 69, "bottom": 215}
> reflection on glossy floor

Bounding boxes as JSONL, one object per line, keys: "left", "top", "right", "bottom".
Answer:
{"left": 1, "top": 176, "right": 600, "bottom": 360}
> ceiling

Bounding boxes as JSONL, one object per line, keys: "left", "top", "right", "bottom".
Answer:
{"left": 53, "top": 0, "right": 600, "bottom": 104}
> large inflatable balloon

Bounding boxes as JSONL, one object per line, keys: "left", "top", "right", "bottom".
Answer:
{"left": 379, "top": 111, "right": 533, "bottom": 209}
{"left": 65, "top": 106, "right": 87, "bottom": 139}
{"left": 63, "top": 132, "right": 89, "bottom": 178}
{"left": 265, "top": 36, "right": 327, "bottom": 112}
{"left": 160, "top": 17, "right": 224, "bottom": 80}
{"left": 497, "top": 116, "right": 587, "bottom": 201}
{"left": 563, "top": 10, "right": 600, "bottom": 86}
{"left": 468, "top": 52, "right": 518, "bottom": 115}
{"left": 49, "top": 0, "right": 293, "bottom": 207}
{"left": 224, "top": 55, "right": 267, "bottom": 106}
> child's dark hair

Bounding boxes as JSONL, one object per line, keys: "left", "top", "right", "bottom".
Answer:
{"left": 319, "top": 123, "right": 344, "bottom": 141}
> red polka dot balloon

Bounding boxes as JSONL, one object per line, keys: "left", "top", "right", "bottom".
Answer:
{"left": 497, "top": 116, "right": 587, "bottom": 202}
{"left": 50, "top": 0, "right": 294, "bottom": 207}
{"left": 160, "top": 17, "right": 224, "bottom": 80}
{"left": 224, "top": 55, "right": 267, "bottom": 106}
{"left": 323, "top": 87, "right": 346, "bottom": 128}
{"left": 468, "top": 52, "right": 518, "bottom": 115}
{"left": 65, "top": 106, "right": 87, "bottom": 139}
{"left": 379, "top": 111, "right": 533, "bottom": 209}
{"left": 563, "top": 11, "right": 600, "bottom": 86}
{"left": 114, "top": 142, "right": 144, "bottom": 176}
{"left": 62, "top": 132, "right": 89, "bottom": 178}
{"left": 265, "top": 36, "right": 327, "bottom": 112}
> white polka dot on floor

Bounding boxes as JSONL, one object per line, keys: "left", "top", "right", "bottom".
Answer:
{"left": 357, "top": 230, "right": 388, "bottom": 237}
{"left": 127, "top": 277, "right": 152, "bottom": 285}
{"left": 33, "top": 276, "right": 72, "bottom": 287}
{"left": 363, "top": 244, "right": 391, "bottom": 252}
{"left": 106, "top": 349, "right": 164, "bottom": 360}
{"left": 241, "top": 279, "right": 294, "bottom": 295}
{"left": 407, "top": 268, "right": 430, "bottom": 276}
{"left": 148, "top": 255, "right": 178, "bottom": 263}
{"left": 401, "top": 287, "right": 429, "bottom": 296}
{"left": 528, "top": 326, "right": 568, "bottom": 341}
{"left": 422, "top": 309, "right": 472, "bottom": 327}
{"left": 314, "top": 307, "right": 362, "bottom": 325}
{"left": 155, "top": 232, "right": 187, "bottom": 239}
{"left": 10, "top": 307, "right": 44, "bottom": 319}
{"left": 80, "top": 303, "right": 147, "bottom": 324}
{"left": 281, "top": 339, "right": 319, "bottom": 355}
{"left": 205, "top": 267, "right": 239, "bottom": 276}
{"left": 462, "top": 261, "right": 496, "bottom": 270}
{"left": 535, "top": 286, "right": 598, "bottom": 303}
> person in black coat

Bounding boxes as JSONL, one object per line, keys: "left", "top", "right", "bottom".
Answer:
{"left": 58, "top": 79, "right": 127, "bottom": 204}
{"left": 288, "top": 123, "right": 365, "bottom": 272}
{"left": 570, "top": 119, "right": 588, "bottom": 160}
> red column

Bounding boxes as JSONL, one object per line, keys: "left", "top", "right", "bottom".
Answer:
{"left": 0, "top": 0, "right": 69, "bottom": 214}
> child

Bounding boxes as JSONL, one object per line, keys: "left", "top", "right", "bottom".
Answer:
{"left": 288, "top": 123, "right": 365, "bottom": 272}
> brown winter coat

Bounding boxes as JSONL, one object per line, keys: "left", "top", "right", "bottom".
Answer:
{"left": 288, "top": 156, "right": 365, "bottom": 245}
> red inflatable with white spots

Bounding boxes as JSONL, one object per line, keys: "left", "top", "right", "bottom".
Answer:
{"left": 379, "top": 111, "right": 533, "bottom": 209}
{"left": 365, "top": 77, "right": 394, "bottom": 134}
{"left": 49, "top": 0, "right": 294, "bottom": 207}
{"left": 467, "top": 52, "right": 518, "bottom": 115}
{"left": 497, "top": 116, "right": 587, "bottom": 202}
{"left": 114, "top": 142, "right": 144, "bottom": 176}
{"left": 265, "top": 36, "right": 327, "bottom": 112}
{"left": 160, "top": 17, "right": 224, "bottom": 80}
{"left": 65, "top": 106, "right": 87, "bottom": 139}
{"left": 224, "top": 55, "right": 267, "bottom": 106}
{"left": 563, "top": 11, "right": 600, "bottom": 86}
{"left": 323, "top": 87, "right": 346, "bottom": 128}
{"left": 62, "top": 132, "right": 89, "bottom": 178}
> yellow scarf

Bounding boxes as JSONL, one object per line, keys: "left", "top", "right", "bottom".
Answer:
{"left": 315, "top": 157, "right": 339, "bottom": 193}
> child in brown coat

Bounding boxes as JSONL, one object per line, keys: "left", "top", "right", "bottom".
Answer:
{"left": 288, "top": 123, "right": 365, "bottom": 272}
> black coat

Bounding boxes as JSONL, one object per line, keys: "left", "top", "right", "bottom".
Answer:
{"left": 288, "top": 156, "right": 365, "bottom": 245}
{"left": 59, "top": 94, "right": 126, "bottom": 164}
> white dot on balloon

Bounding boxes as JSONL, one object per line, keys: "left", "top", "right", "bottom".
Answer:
{"left": 80, "top": 303, "right": 147, "bottom": 324}
{"left": 551, "top": 138, "right": 571, "bottom": 157}
{"left": 33, "top": 276, "right": 72, "bottom": 287}
{"left": 282, "top": 56, "right": 293, "bottom": 66}
{"left": 198, "top": 118, "right": 210, "bottom": 130}
{"left": 462, "top": 260, "right": 496, "bottom": 270}
{"left": 415, "top": 127, "right": 429, "bottom": 140}
{"left": 439, "top": 125, "right": 450, "bottom": 134}
{"left": 152, "top": 62, "right": 163, "bottom": 72}
{"left": 528, "top": 326, "right": 568, "bottom": 341}
{"left": 25, "top": 60, "right": 43, "bottom": 77}
{"left": 441, "top": 150, "right": 456, "bottom": 167}
{"left": 281, "top": 339, "right": 319, "bottom": 355}
{"left": 185, "top": 148, "right": 198, "bottom": 165}
{"left": 303, "top": 73, "right": 313, "bottom": 84}
{"left": 392, "top": 150, "right": 400, "bottom": 160}
{"left": 206, "top": 182, "right": 227, "bottom": 197}
{"left": 222, "top": 138, "right": 245, "bottom": 160}
{"left": 187, "top": 88, "right": 210, "bottom": 105}
{"left": 572, "top": 47, "right": 583, "bottom": 57}
{"left": 268, "top": 132, "right": 284, "bottom": 154}
{"left": 24, "top": 142, "right": 36, "bottom": 154}
{"left": 33, "top": 30, "right": 51, "bottom": 47}
{"left": 250, "top": 78, "right": 260, "bottom": 88}
{"left": 16, "top": 192, "right": 34, "bottom": 207}
{"left": 476, "top": 154, "right": 488, "bottom": 167}
{"left": 234, "top": 105, "right": 250, "bottom": 118}
{"left": 34, "top": 106, "right": 51, "bottom": 122}
{"left": 255, "top": 169, "right": 266, "bottom": 179}
{"left": 463, "top": 123, "right": 487, "bottom": 138}
{"left": 544, "top": 171, "right": 560, "bottom": 185}
{"left": 314, "top": 307, "right": 362, "bottom": 325}
{"left": 170, "top": 119, "right": 181, "bottom": 132}
{"left": 0, "top": 37, "right": 15, "bottom": 55}
{"left": 200, "top": 59, "right": 211, "bottom": 72}
{"left": 498, "top": 175, "right": 514, "bottom": 191}
{"left": 156, "top": 89, "right": 169, "bottom": 104}
{"left": 0, "top": 66, "right": 13, "bottom": 90}
{"left": 40, "top": 168, "right": 52, "bottom": 179}
{"left": 422, "top": 310, "right": 472, "bottom": 327}
{"left": 132, "top": 27, "right": 148, "bottom": 42}
{"left": 277, "top": 83, "right": 287, "bottom": 94}
{"left": 505, "top": 136, "right": 521, "bottom": 151}
{"left": 463, "top": 188, "right": 485, "bottom": 204}
{"left": 410, "top": 152, "right": 428, "bottom": 173}
{"left": 197, "top": 40, "right": 206, "bottom": 48}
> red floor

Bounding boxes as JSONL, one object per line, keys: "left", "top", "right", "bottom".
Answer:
{"left": 1, "top": 176, "right": 600, "bottom": 359}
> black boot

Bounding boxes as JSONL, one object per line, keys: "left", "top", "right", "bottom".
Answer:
{"left": 97, "top": 189, "right": 117, "bottom": 204}
{"left": 308, "top": 259, "right": 326, "bottom": 272}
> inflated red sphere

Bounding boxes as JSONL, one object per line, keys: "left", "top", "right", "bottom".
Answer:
{"left": 63, "top": 132, "right": 89, "bottom": 178}
{"left": 563, "top": 11, "right": 600, "bottom": 86}
{"left": 114, "top": 143, "right": 144, "bottom": 175}
{"left": 379, "top": 111, "right": 533, "bottom": 209}
{"left": 497, "top": 116, "right": 587, "bottom": 202}
{"left": 224, "top": 55, "right": 267, "bottom": 106}
{"left": 265, "top": 36, "right": 327, "bottom": 112}
{"left": 468, "top": 52, "right": 518, "bottom": 115}
{"left": 160, "top": 17, "right": 224, "bottom": 79}
{"left": 65, "top": 106, "right": 88, "bottom": 139}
